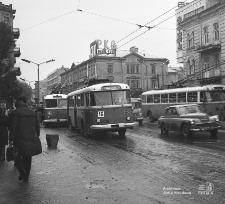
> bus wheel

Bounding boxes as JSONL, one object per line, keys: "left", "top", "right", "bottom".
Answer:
{"left": 118, "top": 129, "right": 126, "bottom": 137}
{"left": 161, "top": 123, "right": 168, "bottom": 135}
{"left": 209, "top": 129, "right": 218, "bottom": 137}
{"left": 182, "top": 124, "right": 192, "bottom": 138}
{"left": 148, "top": 111, "right": 154, "bottom": 123}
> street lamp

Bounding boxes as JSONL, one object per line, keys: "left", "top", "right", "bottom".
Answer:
{"left": 137, "top": 59, "right": 149, "bottom": 91}
{"left": 21, "top": 58, "right": 55, "bottom": 106}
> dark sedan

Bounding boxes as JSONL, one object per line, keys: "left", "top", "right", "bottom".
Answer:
{"left": 158, "top": 104, "right": 220, "bottom": 137}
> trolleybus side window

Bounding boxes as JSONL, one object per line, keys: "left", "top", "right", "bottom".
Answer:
{"left": 77, "top": 95, "right": 81, "bottom": 107}
{"left": 154, "top": 94, "right": 160, "bottom": 103}
{"left": 178, "top": 92, "right": 186, "bottom": 102}
{"left": 68, "top": 96, "right": 74, "bottom": 107}
{"left": 187, "top": 92, "right": 197, "bottom": 102}
{"left": 147, "top": 95, "right": 153, "bottom": 103}
{"left": 169, "top": 93, "right": 177, "bottom": 103}
{"left": 85, "top": 93, "right": 89, "bottom": 107}
{"left": 161, "top": 94, "right": 168, "bottom": 103}
{"left": 200, "top": 91, "right": 213, "bottom": 102}
{"left": 45, "top": 99, "right": 57, "bottom": 108}
{"left": 210, "top": 90, "right": 225, "bottom": 102}
{"left": 142, "top": 95, "right": 146, "bottom": 103}
{"left": 81, "top": 93, "right": 84, "bottom": 106}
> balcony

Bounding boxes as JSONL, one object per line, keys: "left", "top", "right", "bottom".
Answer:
{"left": 13, "top": 28, "right": 20, "bottom": 39}
{"left": 201, "top": 69, "right": 221, "bottom": 79}
{"left": 195, "top": 39, "right": 221, "bottom": 53}
{"left": 14, "top": 47, "right": 21, "bottom": 57}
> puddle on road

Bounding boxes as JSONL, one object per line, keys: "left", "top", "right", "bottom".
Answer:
{"left": 85, "top": 180, "right": 106, "bottom": 189}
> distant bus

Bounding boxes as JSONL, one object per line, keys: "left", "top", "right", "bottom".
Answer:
{"left": 67, "top": 82, "right": 135, "bottom": 137}
{"left": 43, "top": 94, "right": 68, "bottom": 127}
{"left": 141, "top": 84, "right": 225, "bottom": 122}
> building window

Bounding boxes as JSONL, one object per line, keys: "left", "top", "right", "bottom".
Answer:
{"left": 214, "top": 23, "right": 219, "bottom": 40}
{"left": 127, "top": 65, "right": 130, "bottom": 73}
{"left": 187, "top": 60, "right": 191, "bottom": 74}
{"left": 215, "top": 54, "right": 220, "bottom": 69}
{"left": 204, "top": 57, "right": 209, "bottom": 71}
{"left": 152, "top": 65, "right": 156, "bottom": 74}
{"left": 136, "top": 65, "right": 139, "bottom": 73}
{"left": 152, "top": 80, "right": 157, "bottom": 89}
{"left": 126, "top": 79, "right": 139, "bottom": 88}
{"left": 187, "top": 33, "right": 191, "bottom": 48}
{"left": 4, "top": 16, "right": 9, "bottom": 24}
{"left": 191, "top": 32, "right": 194, "bottom": 47}
{"left": 108, "top": 64, "right": 113, "bottom": 73}
{"left": 131, "top": 65, "right": 135, "bottom": 73}
{"left": 127, "top": 79, "right": 130, "bottom": 86}
{"left": 191, "top": 59, "right": 195, "bottom": 74}
{"left": 203, "top": 27, "right": 209, "bottom": 44}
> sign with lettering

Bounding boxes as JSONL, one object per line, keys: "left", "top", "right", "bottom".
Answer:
{"left": 90, "top": 39, "right": 117, "bottom": 58}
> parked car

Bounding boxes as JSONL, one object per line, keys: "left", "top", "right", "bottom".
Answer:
{"left": 131, "top": 98, "right": 143, "bottom": 126}
{"left": 158, "top": 104, "right": 220, "bottom": 137}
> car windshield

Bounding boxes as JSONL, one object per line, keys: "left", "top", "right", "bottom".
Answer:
{"left": 178, "top": 105, "right": 203, "bottom": 115}
{"left": 90, "top": 90, "right": 131, "bottom": 106}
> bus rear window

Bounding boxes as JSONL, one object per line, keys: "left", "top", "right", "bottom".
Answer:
{"left": 45, "top": 99, "right": 57, "bottom": 108}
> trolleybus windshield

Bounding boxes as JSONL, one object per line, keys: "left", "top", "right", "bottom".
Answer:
{"left": 45, "top": 99, "right": 67, "bottom": 108}
{"left": 90, "top": 90, "right": 131, "bottom": 106}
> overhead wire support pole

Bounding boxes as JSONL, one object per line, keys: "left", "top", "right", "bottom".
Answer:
{"left": 21, "top": 59, "right": 55, "bottom": 106}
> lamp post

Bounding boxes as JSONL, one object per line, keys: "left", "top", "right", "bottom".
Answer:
{"left": 21, "top": 59, "right": 55, "bottom": 106}
{"left": 137, "top": 59, "right": 148, "bottom": 91}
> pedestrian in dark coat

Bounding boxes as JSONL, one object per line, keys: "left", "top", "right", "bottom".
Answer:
{"left": 0, "top": 107, "right": 9, "bottom": 161}
{"left": 9, "top": 96, "right": 42, "bottom": 182}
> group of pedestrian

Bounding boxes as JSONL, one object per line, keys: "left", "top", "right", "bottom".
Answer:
{"left": 0, "top": 96, "right": 42, "bottom": 182}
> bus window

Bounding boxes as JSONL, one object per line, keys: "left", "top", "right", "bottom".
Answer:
{"left": 85, "top": 93, "right": 89, "bottom": 107}
{"left": 210, "top": 91, "right": 224, "bottom": 102}
{"left": 200, "top": 91, "right": 211, "bottom": 102}
{"left": 169, "top": 93, "right": 176, "bottom": 103}
{"left": 154, "top": 95, "right": 160, "bottom": 103}
{"left": 45, "top": 99, "right": 57, "bottom": 108}
{"left": 187, "top": 92, "right": 197, "bottom": 102}
{"left": 77, "top": 95, "right": 81, "bottom": 107}
{"left": 58, "top": 99, "right": 67, "bottom": 108}
{"left": 81, "top": 93, "right": 84, "bottom": 106}
{"left": 68, "top": 97, "right": 74, "bottom": 107}
{"left": 142, "top": 95, "right": 146, "bottom": 103}
{"left": 178, "top": 92, "right": 186, "bottom": 103}
{"left": 90, "top": 92, "right": 111, "bottom": 106}
{"left": 147, "top": 95, "right": 153, "bottom": 103}
{"left": 161, "top": 94, "right": 168, "bottom": 103}
{"left": 112, "top": 90, "right": 130, "bottom": 105}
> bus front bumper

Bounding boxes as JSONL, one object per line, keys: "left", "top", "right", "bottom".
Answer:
{"left": 90, "top": 122, "right": 135, "bottom": 131}
{"left": 43, "top": 119, "right": 67, "bottom": 124}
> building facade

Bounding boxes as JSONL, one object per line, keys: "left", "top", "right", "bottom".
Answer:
{"left": 176, "top": 0, "right": 225, "bottom": 86}
{"left": 0, "top": 2, "right": 21, "bottom": 75}
{"left": 46, "top": 66, "right": 68, "bottom": 94}
{"left": 61, "top": 44, "right": 170, "bottom": 97}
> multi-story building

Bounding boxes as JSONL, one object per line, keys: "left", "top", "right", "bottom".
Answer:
{"left": 0, "top": 2, "right": 21, "bottom": 75}
{"left": 47, "top": 66, "right": 68, "bottom": 94}
{"left": 61, "top": 42, "right": 169, "bottom": 97}
{"left": 176, "top": 0, "right": 224, "bottom": 86}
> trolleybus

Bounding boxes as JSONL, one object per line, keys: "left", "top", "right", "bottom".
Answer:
{"left": 43, "top": 94, "right": 68, "bottom": 127}
{"left": 67, "top": 82, "right": 135, "bottom": 137}
{"left": 142, "top": 84, "right": 225, "bottom": 122}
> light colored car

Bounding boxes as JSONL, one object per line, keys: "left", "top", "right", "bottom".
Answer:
{"left": 158, "top": 104, "right": 220, "bottom": 137}
{"left": 131, "top": 98, "right": 143, "bottom": 126}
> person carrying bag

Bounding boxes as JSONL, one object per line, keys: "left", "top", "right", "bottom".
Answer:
{"left": 9, "top": 96, "right": 42, "bottom": 182}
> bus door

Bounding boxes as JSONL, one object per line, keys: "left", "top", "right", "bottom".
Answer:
{"left": 200, "top": 91, "right": 213, "bottom": 115}
{"left": 74, "top": 95, "right": 78, "bottom": 128}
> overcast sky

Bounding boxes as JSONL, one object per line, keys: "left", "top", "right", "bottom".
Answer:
{"left": 3, "top": 0, "right": 192, "bottom": 87}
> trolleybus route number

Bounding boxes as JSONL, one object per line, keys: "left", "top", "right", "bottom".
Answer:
{"left": 98, "top": 111, "right": 104, "bottom": 117}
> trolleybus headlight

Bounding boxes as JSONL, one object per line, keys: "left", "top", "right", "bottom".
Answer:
{"left": 126, "top": 116, "right": 131, "bottom": 121}
{"left": 96, "top": 119, "right": 101, "bottom": 123}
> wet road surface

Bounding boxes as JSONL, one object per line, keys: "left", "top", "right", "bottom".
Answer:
{"left": 0, "top": 120, "right": 225, "bottom": 204}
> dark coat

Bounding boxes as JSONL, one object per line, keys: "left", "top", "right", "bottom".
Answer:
{"left": 0, "top": 113, "right": 9, "bottom": 146}
{"left": 9, "top": 104, "right": 42, "bottom": 157}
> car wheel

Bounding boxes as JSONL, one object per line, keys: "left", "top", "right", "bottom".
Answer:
{"left": 138, "top": 120, "right": 143, "bottom": 126}
{"left": 209, "top": 129, "right": 218, "bottom": 137}
{"left": 182, "top": 124, "right": 192, "bottom": 138}
{"left": 161, "top": 123, "right": 168, "bottom": 135}
{"left": 118, "top": 129, "right": 126, "bottom": 137}
{"left": 148, "top": 111, "right": 154, "bottom": 123}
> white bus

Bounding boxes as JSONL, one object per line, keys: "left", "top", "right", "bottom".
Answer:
{"left": 43, "top": 94, "right": 68, "bottom": 127}
{"left": 67, "top": 82, "right": 135, "bottom": 137}
{"left": 141, "top": 84, "right": 225, "bottom": 122}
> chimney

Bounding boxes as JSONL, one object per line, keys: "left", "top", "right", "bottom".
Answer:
{"left": 130, "top": 46, "right": 138, "bottom": 53}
